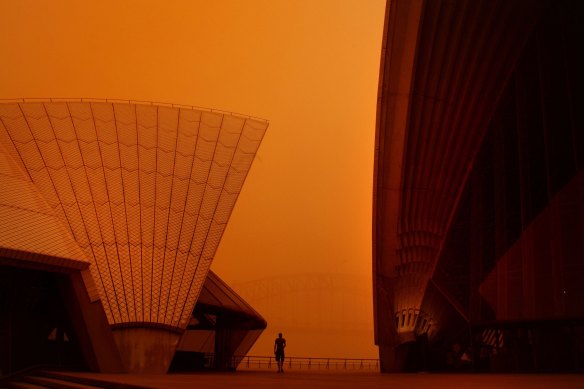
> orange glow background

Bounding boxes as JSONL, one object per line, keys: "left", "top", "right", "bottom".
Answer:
{"left": 0, "top": 0, "right": 385, "bottom": 358}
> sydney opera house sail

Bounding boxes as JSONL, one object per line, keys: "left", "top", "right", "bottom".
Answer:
{"left": 374, "top": 0, "right": 584, "bottom": 373}
{"left": 0, "top": 100, "right": 267, "bottom": 330}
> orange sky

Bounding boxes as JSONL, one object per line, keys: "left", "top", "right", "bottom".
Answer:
{"left": 0, "top": 0, "right": 386, "bottom": 358}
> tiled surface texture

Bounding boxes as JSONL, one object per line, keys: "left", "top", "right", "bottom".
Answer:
{"left": 0, "top": 100, "right": 267, "bottom": 328}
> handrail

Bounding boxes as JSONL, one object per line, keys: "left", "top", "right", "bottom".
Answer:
{"left": 205, "top": 354, "right": 380, "bottom": 371}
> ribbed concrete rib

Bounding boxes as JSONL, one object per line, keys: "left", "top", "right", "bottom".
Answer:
{"left": 373, "top": 0, "right": 545, "bottom": 348}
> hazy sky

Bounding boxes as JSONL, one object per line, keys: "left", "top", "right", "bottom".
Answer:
{"left": 0, "top": 0, "right": 386, "bottom": 358}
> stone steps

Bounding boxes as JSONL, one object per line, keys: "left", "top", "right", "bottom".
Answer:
{"left": 8, "top": 371, "right": 151, "bottom": 389}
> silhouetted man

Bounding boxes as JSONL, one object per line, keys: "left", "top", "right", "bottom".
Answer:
{"left": 274, "top": 332, "right": 286, "bottom": 373}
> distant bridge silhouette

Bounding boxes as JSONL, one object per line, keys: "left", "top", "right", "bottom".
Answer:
{"left": 231, "top": 273, "right": 372, "bottom": 300}
{"left": 230, "top": 273, "right": 373, "bottom": 333}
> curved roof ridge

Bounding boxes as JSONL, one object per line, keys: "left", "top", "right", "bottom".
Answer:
{"left": 0, "top": 98, "right": 269, "bottom": 123}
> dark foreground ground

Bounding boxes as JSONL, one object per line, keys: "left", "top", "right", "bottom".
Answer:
{"left": 61, "top": 370, "right": 584, "bottom": 389}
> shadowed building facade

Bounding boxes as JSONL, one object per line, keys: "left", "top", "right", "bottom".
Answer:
{"left": 373, "top": 0, "right": 584, "bottom": 372}
{"left": 0, "top": 100, "right": 267, "bottom": 374}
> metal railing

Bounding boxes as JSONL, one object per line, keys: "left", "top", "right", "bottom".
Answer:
{"left": 234, "top": 355, "right": 380, "bottom": 371}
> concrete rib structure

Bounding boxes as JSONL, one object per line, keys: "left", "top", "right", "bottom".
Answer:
{"left": 374, "top": 0, "right": 584, "bottom": 372}
{"left": 0, "top": 99, "right": 267, "bottom": 373}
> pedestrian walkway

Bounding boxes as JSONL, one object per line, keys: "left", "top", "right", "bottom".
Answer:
{"left": 48, "top": 370, "right": 584, "bottom": 389}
